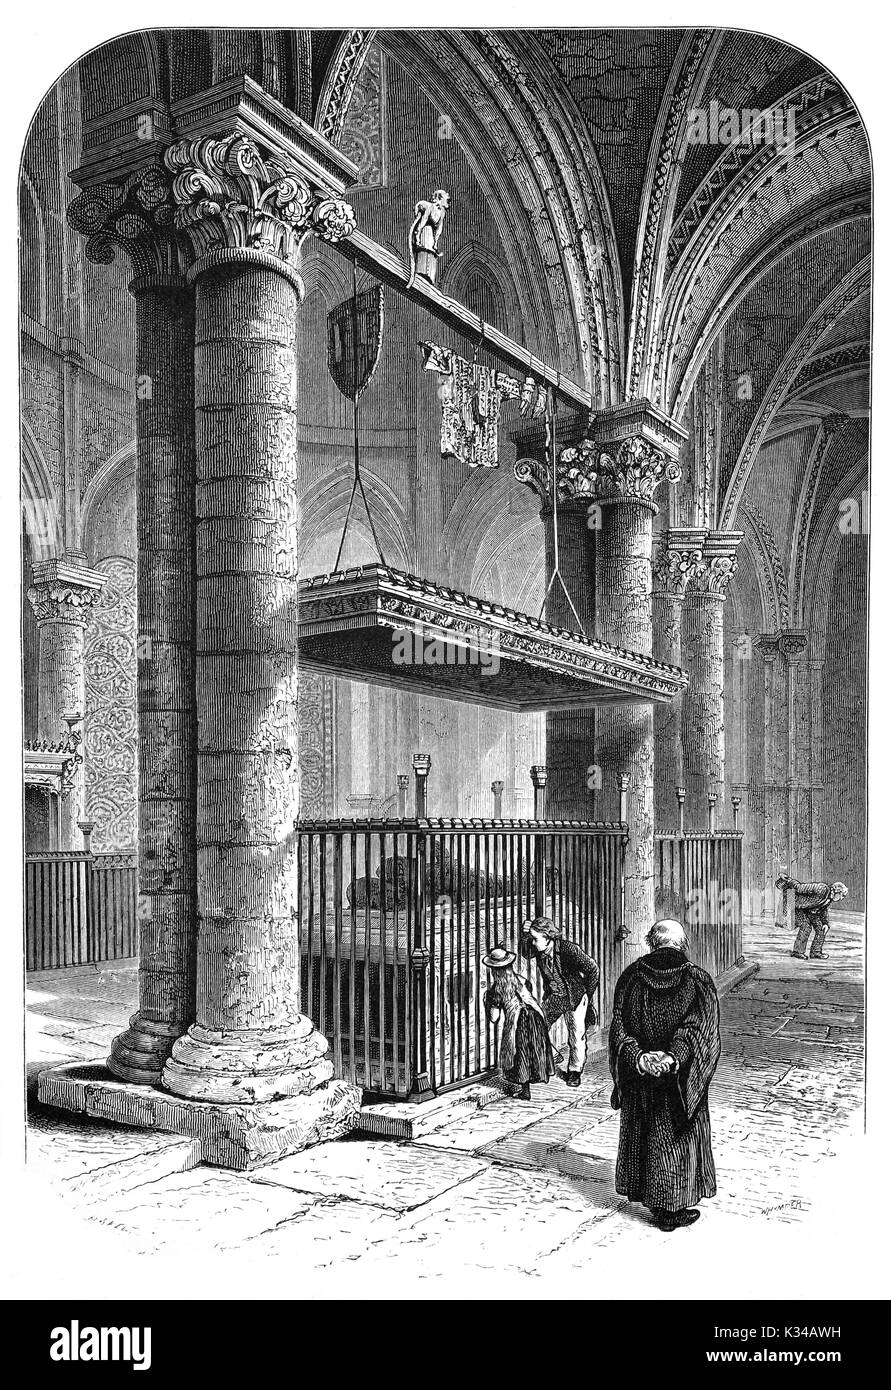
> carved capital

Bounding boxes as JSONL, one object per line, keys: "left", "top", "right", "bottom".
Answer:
{"left": 758, "top": 630, "right": 808, "bottom": 664}
{"left": 686, "top": 530, "right": 743, "bottom": 598}
{"left": 27, "top": 560, "right": 106, "bottom": 625}
{"left": 163, "top": 132, "right": 356, "bottom": 280}
{"left": 67, "top": 163, "right": 186, "bottom": 281}
{"left": 560, "top": 434, "right": 681, "bottom": 504}
{"left": 686, "top": 553, "right": 737, "bottom": 597}
{"left": 653, "top": 545, "right": 704, "bottom": 596}
{"left": 777, "top": 630, "right": 808, "bottom": 662}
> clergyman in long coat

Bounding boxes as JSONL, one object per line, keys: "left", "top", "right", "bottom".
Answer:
{"left": 609, "top": 918, "right": 721, "bottom": 1231}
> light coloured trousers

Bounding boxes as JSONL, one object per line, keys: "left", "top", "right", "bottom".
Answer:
{"left": 562, "top": 993, "right": 589, "bottom": 1073}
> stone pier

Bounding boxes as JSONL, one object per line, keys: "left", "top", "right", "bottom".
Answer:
{"left": 680, "top": 531, "right": 742, "bottom": 829}
{"left": 516, "top": 402, "right": 685, "bottom": 944}
{"left": 40, "top": 84, "right": 363, "bottom": 1165}
{"left": 68, "top": 170, "right": 200, "bottom": 1084}
{"left": 27, "top": 558, "right": 106, "bottom": 847}
{"left": 651, "top": 529, "right": 705, "bottom": 828}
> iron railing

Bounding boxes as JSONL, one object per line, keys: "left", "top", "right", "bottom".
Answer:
{"left": 25, "top": 850, "right": 137, "bottom": 971}
{"left": 654, "top": 831, "right": 744, "bottom": 978}
{"left": 295, "top": 818, "right": 628, "bottom": 1101}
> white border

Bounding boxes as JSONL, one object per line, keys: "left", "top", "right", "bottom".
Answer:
{"left": 1, "top": 0, "right": 886, "bottom": 1301}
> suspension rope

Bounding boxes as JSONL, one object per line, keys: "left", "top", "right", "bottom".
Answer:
{"left": 334, "top": 258, "right": 387, "bottom": 572}
{"left": 537, "top": 382, "right": 587, "bottom": 636}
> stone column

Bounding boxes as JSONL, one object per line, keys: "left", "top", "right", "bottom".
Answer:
{"left": 760, "top": 630, "right": 807, "bottom": 876}
{"left": 68, "top": 166, "right": 199, "bottom": 1084}
{"left": 680, "top": 532, "right": 741, "bottom": 829}
{"left": 652, "top": 530, "right": 705, "bottom": 828}
{"left": 157, "top": 132, "right": 359, "bottom": 1115}
{"left": 809, "top": 658, "right": 825, "bottom": 881}
{"left": 559, "top": 406, "right": 684, "bottom": 947}
{"left": 27, "top": 559, "right": 106, "bottom": 846}
{"left": 514, "top": 421, "right": 597, "bottom": 820}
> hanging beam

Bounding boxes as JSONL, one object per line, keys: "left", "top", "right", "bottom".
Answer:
{"left": 338, "top": 228, "right": 593, "bottom": 414}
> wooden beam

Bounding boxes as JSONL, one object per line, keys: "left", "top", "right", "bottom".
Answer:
{"left": 339, "top": 227, "right": 593, "bottom": 413}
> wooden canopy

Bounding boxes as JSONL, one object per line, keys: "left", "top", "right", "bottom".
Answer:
{"left": 297, "top": 565, "right": 687, "bottom": 712}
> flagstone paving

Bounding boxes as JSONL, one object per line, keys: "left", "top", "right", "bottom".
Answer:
{"left": 24, "top": 914, "right": 864, "bottom": 1285}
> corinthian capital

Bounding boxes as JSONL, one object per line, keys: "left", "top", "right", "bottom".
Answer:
{"left": 27, "top": 559, "right": 106, "bottom": 625}
{"left": 163, "top": 133, "right": 356, "bottom": 276}
{"left": 513, "top": 454, "right": 599, "bottom": 507}
{"left": 67, "top": 163, "right": 184, "bottom": 280}
{"left": 559, "top": 435, "right": 681, "bottom": 504}
{"left": 686, "top": 554, "right": 736, "bottom": 596}
{"left": 652, "top": 545, "right": 704, "bottom": 596}
{"left": 686, "top": 530, "right": 743, "bottom": 598}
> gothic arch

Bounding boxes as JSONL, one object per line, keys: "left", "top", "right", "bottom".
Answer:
{"left": 802, "top": 454, "right": 868, "bottom": 658}
{"left": 667, "top": 194, "right": 870, "bottom": 417}
{"left": 298, "top": 468, "right": 412, "bottom": 574}
{"left": 625, "top": 28, "right": 722, "bottom": 399}
{"left": 320, "top": 29, "right": 624, "bottom": 398}
{"left": 440, "top": 241, "right": 520, "bottom": 339}
{"left": 81, "top": 441, "right": 136, "bottom": 545}
{"left": 21, "top": 423, "right": 61, "bottom": 561}
{"left": 718, "top": 261, "right": 870, "bottom": 529}
{"left": 658, "top": 80, "right": 869, "bottom": 412}
{"left": 739, "top": 508, "right": 788, "bottom": 633}
{"left": 19, "top": 169, "right": 47, "bottom": 327}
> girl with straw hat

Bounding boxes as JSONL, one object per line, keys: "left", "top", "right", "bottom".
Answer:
{"left": 483, "top": 943, "right": 555, "bottom": 1100}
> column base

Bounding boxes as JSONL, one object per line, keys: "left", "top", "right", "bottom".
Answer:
{"left": 37, "top": 1062, "right": 360, "bottom": 1171}
{"left": 108, "top": 1013, "right": 186, "bottom": 1086}
{"left": 161, "top": 1019, "right": 333, "bottom": 1104}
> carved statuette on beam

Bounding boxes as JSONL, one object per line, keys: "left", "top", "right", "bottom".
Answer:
{"left": 407, "top": 189, "right": 450, "bottom": 288}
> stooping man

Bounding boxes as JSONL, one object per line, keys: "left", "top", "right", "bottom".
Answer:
{"left": 609, "top": 918, "right": 721, "bottom": 1232}
{"left": 775, "top": 874, "right": 849, "bottom": 960}
{"left": 522, "top": 917, "right": 599, "bottom": 1087}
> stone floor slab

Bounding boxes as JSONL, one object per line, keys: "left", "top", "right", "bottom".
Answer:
{"left": 82, "top": 1169, "right": 319, "bottom": 1252}
{"left": 27, "top": 1111, "right": 198, "bottom": 1181}
{"left": 223, "top": 1194, "right": 404, "bottom": 1266}
{"left": 332, "top": 1162, "right": 623, "bottom": 1276}
{"left": 246, "top": 1138, "right": 488, "bottom": 1211}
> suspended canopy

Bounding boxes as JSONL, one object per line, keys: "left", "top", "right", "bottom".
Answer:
{"left": 297, "top": 566, "right": 688, "bottom": 713}
{"left": 310, "top": 258, "right": 687, "bottom": 712}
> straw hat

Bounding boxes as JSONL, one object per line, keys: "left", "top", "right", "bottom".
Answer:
{"left": 483, "top": 943, "right": 516, "bottom": 969}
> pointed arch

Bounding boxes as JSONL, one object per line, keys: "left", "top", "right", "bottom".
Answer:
{"left": 719, "top": 261, "right": 870, "bottom": 529}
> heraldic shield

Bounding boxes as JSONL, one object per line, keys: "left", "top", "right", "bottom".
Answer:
{"left": 327, "top": 284, "right": 384, "bottom": 401}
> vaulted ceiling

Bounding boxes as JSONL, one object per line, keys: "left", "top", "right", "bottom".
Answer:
{"left": 60, "top": 25, "right": 871, "bottom": 615}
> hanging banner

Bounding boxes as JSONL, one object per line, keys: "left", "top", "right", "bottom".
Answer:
{"left": 327, "top": 284, "right": 385, "bottom": 401}
{"left": 420, "top": 342, "right": 548, "bottom": 469}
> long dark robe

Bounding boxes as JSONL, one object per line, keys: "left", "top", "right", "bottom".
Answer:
{"left": 609, "top": 948, "right": 721, "bottom": 1211}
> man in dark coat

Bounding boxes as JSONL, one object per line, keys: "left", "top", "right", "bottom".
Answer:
{"left": 775, "top": 875, "right": 848, "bottom": 959}
{"left": 523, "top": 918, "right": 600, "bottom": 1087}
{"left": 609, "top": 918, "right": 720, "bottom": 1231}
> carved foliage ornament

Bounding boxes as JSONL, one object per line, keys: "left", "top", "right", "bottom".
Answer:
{"left": 558, "top": 435, "right": 681, "bottom": 504}
{"left": 67, "top": 137, "right": 357, "bottom": 278}
{"left": 516, "top": 435, "right": 680, "bottom": 506}
{"left": 28, "top": 579, "right": 104, "bottom": 625}
{"left": 164, "top": 134, "right": 356, "bottom": 270}
{"left": 67, "top": 165, "right": 182, "bottom": 279}
{"left": 652, "top": 547, "right": 704, "bottom": 595}
{"left": 687, "top": 553, "right": 738, "bottom": 597}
